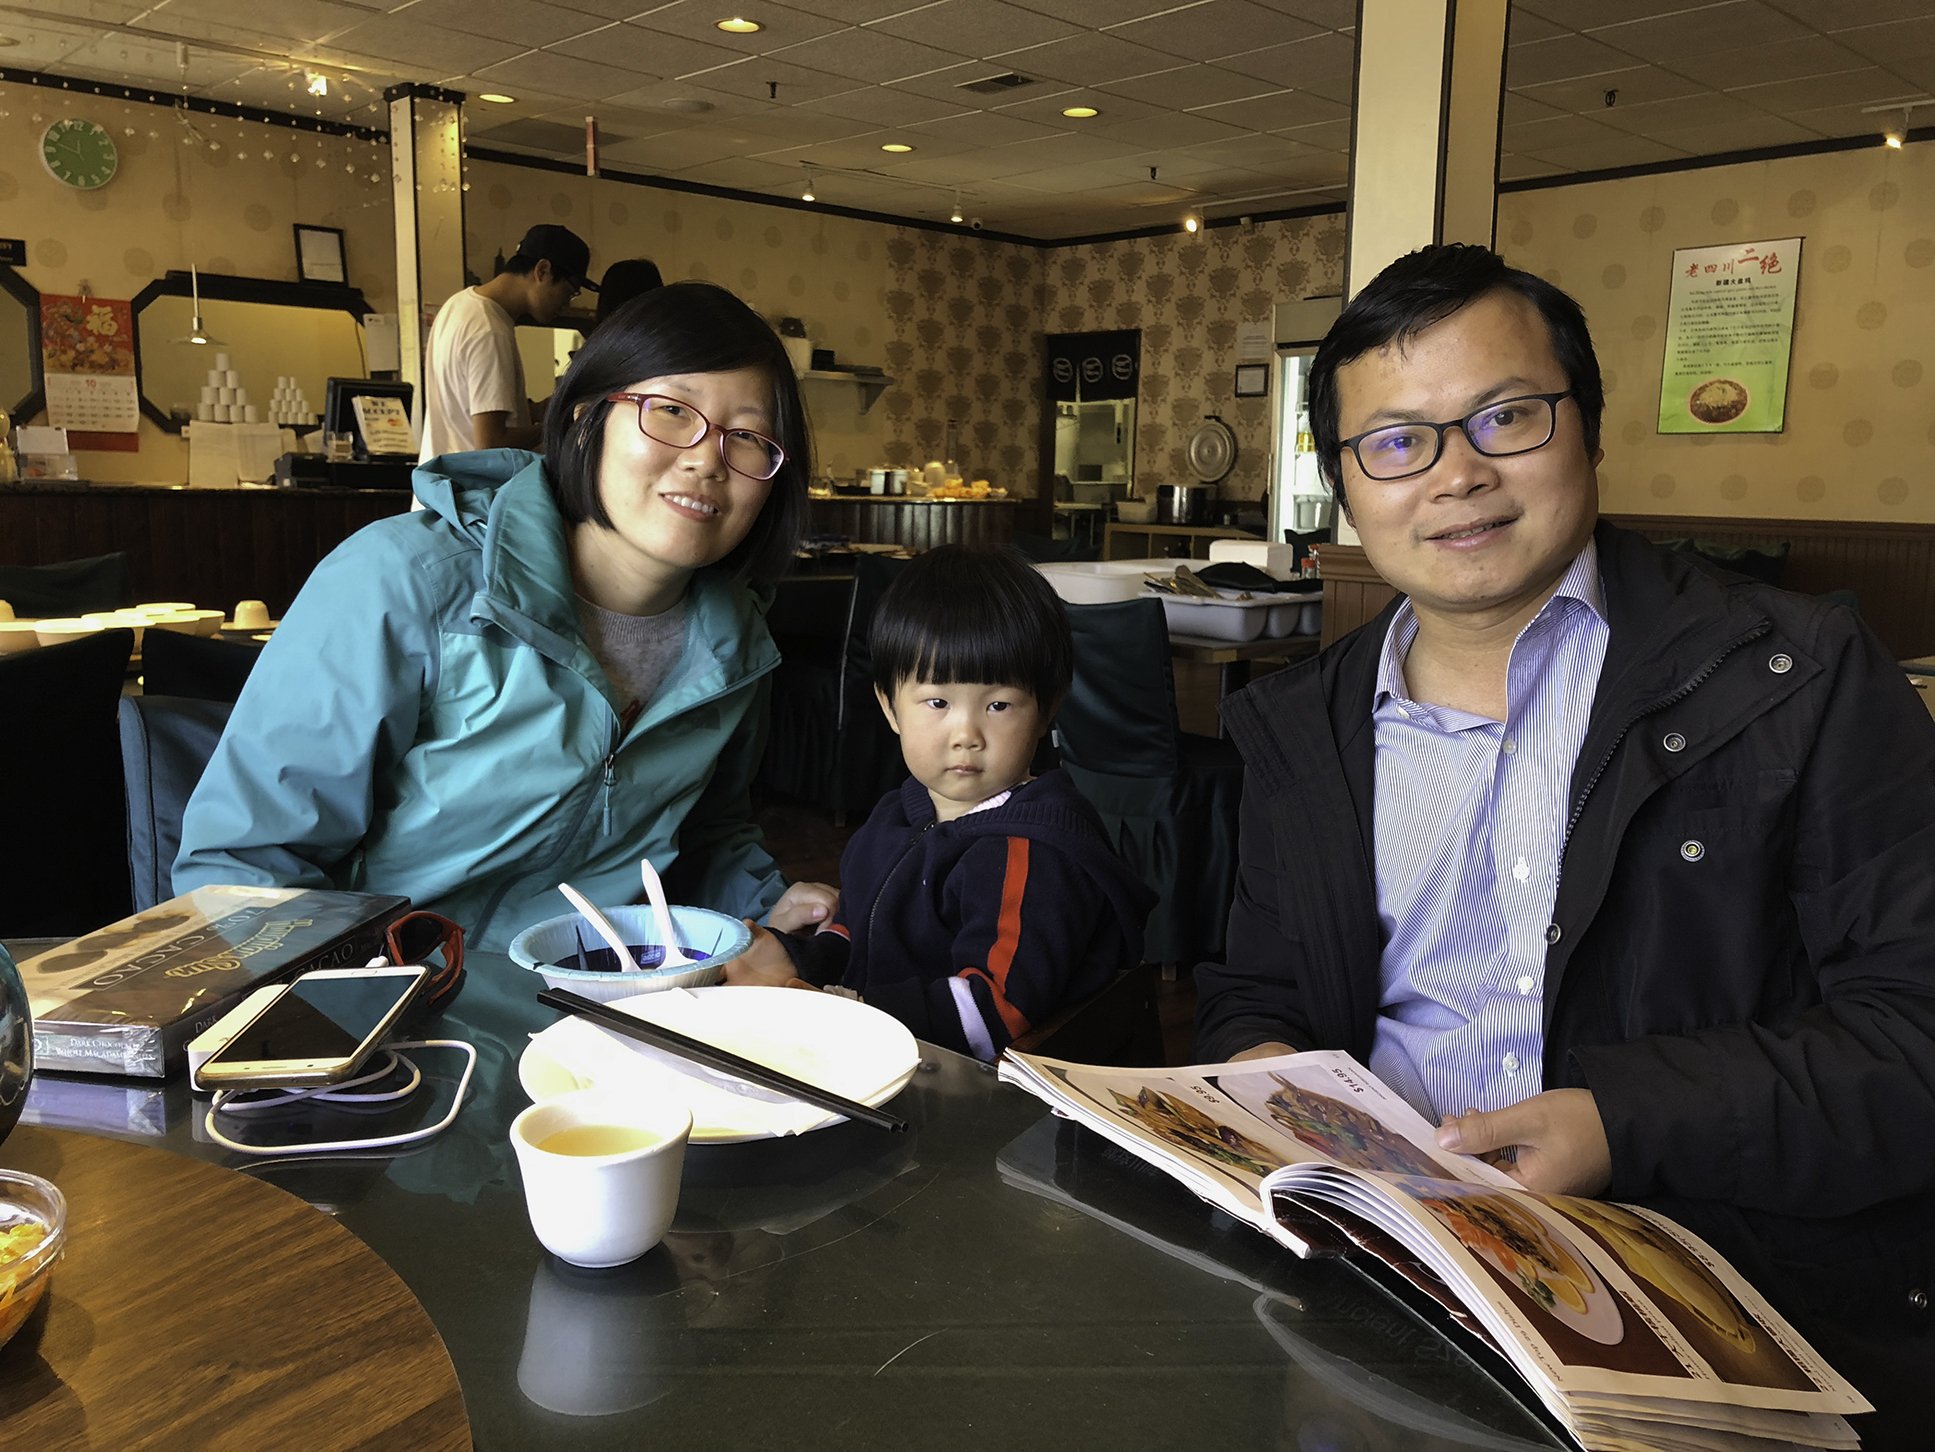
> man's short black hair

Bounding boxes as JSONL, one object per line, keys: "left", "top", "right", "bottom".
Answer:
{"left": 1308, "top": 243, "right": 1604, "bottom": 506}
{"left": 542, "top": 281, "right": 808, "bottom": 590}
{"left": 869, "top": 545, "right": 1073, "bottom": 712}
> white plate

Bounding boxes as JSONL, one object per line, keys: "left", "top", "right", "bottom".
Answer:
{"left": 519, "top": 985, "right": 920, "bottom": 1144}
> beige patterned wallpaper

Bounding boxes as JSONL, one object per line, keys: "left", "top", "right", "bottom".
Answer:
{"left": 1497, "top": 142, "right": 1935, "bottom": 523}
{"left": 1038, "top": 215, "right": 1346, "bottom": 507}
{"left": 0, "top": 85, "right": 395, "bottom": 482}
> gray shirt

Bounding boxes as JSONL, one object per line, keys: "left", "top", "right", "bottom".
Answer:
{"left": 576, "top": 594, "right": 688, "bottom": 713}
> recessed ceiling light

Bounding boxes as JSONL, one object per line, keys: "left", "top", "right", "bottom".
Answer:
{"left": 1061, "top": 105, "right": 1098, "bottom": 119}
{"left": 881, "top": 142, "right": 914, "bottom": 152}
{"left": 479, "top": 93, "right": 516, "bottom": 104}
{"left": 716, "top": 17, "right": 762, "bottom": 33}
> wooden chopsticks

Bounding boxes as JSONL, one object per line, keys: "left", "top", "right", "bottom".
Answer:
{"left": 535, "top": 987, "right": 909, "bottom": 1133}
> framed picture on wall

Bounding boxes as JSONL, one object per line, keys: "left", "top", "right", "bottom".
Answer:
{"left": 294, "top": 224, "right": 348, "bottom": 285}
{"left": 1234, "top": 363, "right": 1269, "bottom": 398}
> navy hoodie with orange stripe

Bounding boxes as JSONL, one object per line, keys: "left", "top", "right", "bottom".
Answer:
{"left": 775, "top": 770, "right": 1155, "bottom": 1061}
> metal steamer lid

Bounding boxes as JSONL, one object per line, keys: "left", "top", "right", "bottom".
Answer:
{"left": 1186, "top": 415, "right": 1238, "bottom": 484}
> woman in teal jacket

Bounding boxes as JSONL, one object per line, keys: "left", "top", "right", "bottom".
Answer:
{"left": 177, "top": 283, "right": 833, "bottom": 952}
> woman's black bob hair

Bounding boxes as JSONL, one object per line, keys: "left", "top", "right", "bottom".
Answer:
{"left": 869, "top": 544, "right": 1073, "bottom": 712}
{"left": 1308, "top": 243, "right": 1604, "bottom": 508}
{"left": 544, "top": 281, "right": 810, "bottom": 589}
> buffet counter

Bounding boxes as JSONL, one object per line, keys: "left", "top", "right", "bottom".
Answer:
{"left": 1, "top": 481, "right": 411, "bottom": 617}
{"left": 806, "top": 495, "right": 1030, "bottom": 551}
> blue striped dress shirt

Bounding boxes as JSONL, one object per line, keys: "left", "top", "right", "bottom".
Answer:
{"left": 1366, "top": 541, "right": 1609, "bottom": 1124}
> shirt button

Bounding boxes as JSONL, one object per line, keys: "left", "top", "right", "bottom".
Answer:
{"left": 1545, "top": 922, "right": 1562, "bottom": 945}
{"left": 1516, "top": 975, "right": 1535, "bottom": 995}
{"left": 1502, "top": 1053, "right": 1520, "bottom": 1074}
{"left": 1769, "top": 653, "right": 1793, "bottom": 674}
{"left": 1501, "top": 738, "right": 1517, "bottom": 755}
{"left": 1680, "top": 839, "right": 1705, "bottom": 862}
{"left": 1662, "top": 731, "right": 1686, "bottom": 753}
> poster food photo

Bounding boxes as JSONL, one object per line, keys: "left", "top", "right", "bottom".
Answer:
{"left": 1656, "top": 237, "right": 1802, "bottom": 435}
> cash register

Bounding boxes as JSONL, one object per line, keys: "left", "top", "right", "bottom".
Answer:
{"left": 274, "top": 378, "right": 416, "bottom": 489}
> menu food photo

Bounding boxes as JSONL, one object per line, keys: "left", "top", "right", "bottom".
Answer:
{"left": 1000, "top": 1048, "right": 1870, "bottom": 1452}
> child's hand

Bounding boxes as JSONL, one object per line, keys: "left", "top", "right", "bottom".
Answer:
{"left": 725, "top": 922, "right": 817, "bottom": 990}
{"left": 768, "top": 880, "right": 837, "bottom": 933}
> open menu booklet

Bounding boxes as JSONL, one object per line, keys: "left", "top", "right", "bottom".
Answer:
{"left": 998, "top": 1049, "right": 1871, "bottom": 1452}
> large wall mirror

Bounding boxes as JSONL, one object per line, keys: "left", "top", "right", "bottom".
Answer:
{"left": 0, "top": 265, "right": 42, "bottom": 423}
{"left": 132, "top": 272, "right": 372, "bottom": 433}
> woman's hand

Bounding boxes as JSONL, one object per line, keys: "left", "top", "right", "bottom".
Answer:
{"left": 767, "top": 880, "right": 837, "bottom": 933}
{"left": 724, "top": 922, "right": 816, "bottom": 989}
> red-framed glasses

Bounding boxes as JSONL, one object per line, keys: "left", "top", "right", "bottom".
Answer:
{"left": 604, "top": 393, "right": 787, "bottom": 481}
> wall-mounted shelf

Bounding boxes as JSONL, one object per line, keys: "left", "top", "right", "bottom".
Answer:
{"left": 800, "top": 369, "right": 894, "bottom": 414}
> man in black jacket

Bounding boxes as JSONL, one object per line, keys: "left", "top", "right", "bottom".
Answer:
{"left": 1195, "top": 244, "right": 1934, "bottom": 1421}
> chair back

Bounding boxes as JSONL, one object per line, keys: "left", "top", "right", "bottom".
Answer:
{"left": 0, "top": 629, "right": 135, "bottom": 935}
{"left": 0, "top": 552, "right": 132, "bottom": 618}
{"left": 117, "top": 695, "right": 234, "bottom": 912}
{"left": 830, "top": 553, "right": 914, "bottom": 818}
{"left": 1009, "top": 962, "right": 1164, "bottom": 1065}
{"left": 141, "top": 629, "right": 266, "bottom": 703}
{"left": 1057, "top": 598, "right": 1181, "bottom": 776}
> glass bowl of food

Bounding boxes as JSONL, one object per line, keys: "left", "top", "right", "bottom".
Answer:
{"left": 0, "top": 1170, "right": 67, "bottom": 1351}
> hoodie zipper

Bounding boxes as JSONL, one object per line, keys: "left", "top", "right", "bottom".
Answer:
{"left": 865, "top": 821, "right": 936, "bottom": 963}
{"left": 1558, "top": 621, "right": 1768, "bottom": 862}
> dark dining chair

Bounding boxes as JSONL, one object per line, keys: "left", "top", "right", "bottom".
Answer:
{"left": 0, "top": 628, "right": 136, "bottom": 936}
{"left": 117, "top": 695, "right": 234, "bottom": 912}
{"left": 1056, "top": 598, "right": 1244, "bottom": 967}
{"left": 1010, "top": 961, "right": 1166, "bottom": 1066}
{"left": 0, "top": 551, "right": 133, "bottom": 618}
{"left": 760, "top": 553, "right": 912, "bottom": 824}
{"left": 141, "top": 628, "right": 266, "bottom": 703}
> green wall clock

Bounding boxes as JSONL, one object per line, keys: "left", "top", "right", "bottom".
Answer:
{"left": 40, "top": 117, "right": 120, "bottom": 190}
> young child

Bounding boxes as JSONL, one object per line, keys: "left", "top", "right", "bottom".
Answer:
{"left": 728, "top": 544, "right": 1154, "bottom": 1061}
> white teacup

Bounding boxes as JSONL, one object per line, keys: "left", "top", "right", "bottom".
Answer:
{"left": 510, "top": 1088, "right": 691, "bottom": 1268}
{"left": 232, "top": 598, "right": 270, "bottom": 629}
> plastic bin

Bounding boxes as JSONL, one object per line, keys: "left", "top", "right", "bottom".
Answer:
{"left": 1034, "top": 558, "right": 1175, "bottom": 605}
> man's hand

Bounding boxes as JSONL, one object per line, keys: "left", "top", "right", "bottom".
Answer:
{"left": 1230, "top": 1041, "right": 1298, "bottom": 1063}
{"left": 1435, "top": 1088, "right": 1612, "bottom": 1196}
{"left": 767, "top": 880, "right": 837, "bottom": 933}
{"left": 723, "top": 922, "right": 815, "bottom": 990}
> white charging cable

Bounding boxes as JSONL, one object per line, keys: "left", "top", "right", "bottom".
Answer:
{"left": 202, "top": 1038, "right": 478, "bottom": 1157}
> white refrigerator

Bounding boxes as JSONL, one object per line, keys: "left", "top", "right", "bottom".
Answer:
{"left": 1265, "top": 297, "right": 1342, "bottom": 550}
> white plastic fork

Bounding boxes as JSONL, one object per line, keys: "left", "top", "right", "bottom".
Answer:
{"left": 557, "top": 882, "right": 642, "bottom": 972}
{"left": 639, "top": 857, "right": 698, "bottom": 968}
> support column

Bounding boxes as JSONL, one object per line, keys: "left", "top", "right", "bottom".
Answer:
{"left": 1325, "top": 0, "right": 1509, "bottom": 560}
{"left": 1344, "top": 0, "right": 1509, "bottom": 298}
{"left": 386, "top": 85, "right": 467, "bottom": 400}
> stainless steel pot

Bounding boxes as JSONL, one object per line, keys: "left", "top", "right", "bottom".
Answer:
{"left": 1157, "top": 482, "right": 1218, "bottom": 525}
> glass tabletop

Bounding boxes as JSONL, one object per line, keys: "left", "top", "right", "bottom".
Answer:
{"left": 10, "top": 950, "right": 1565, "bottom": 1450}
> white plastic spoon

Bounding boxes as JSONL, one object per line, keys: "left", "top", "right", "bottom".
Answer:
{"left": 639, "top": 857, "right": 698, "bottom": 969}
{"left": 557, "top": 882, "right": 641, "bottom": 972}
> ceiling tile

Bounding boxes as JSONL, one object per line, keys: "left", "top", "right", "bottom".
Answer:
{"left": 1173, "top": 130, "right": 1324, "bottom": 167}
{"left": 768, "top": 27, "right": 974, "bottom": 84}
{"left": 547, "top": 24, "right": 746, "bottom": 78}
{"left": 1805, "top": 0, "right": 1935, "bottom": 25}
{"left": 760, "top": 129, "right": 980, "bottom": 165}
{"left": 782, "top": 0, "right": 943, "bottom": 21}
{"left": 1725, "top": 66, "right": 1917, "bottom": 118}
{"left": 326, "top": 15, "right": 526, "bottom": 73}
{"left": 1514, "top": 0, "right": 1711, "bottom": 29}
{"left": 152, "top": 0, "right": 373, "bottom": 46}
{"left": 1277, "top": 115, "right": 1351, "bottom": 151}
{"left": 1504, "top": 91, "right": 1567, "bottom": 126}
{"left": 1597, "top": 91, "right": 1772, "bottom": 135}
{"left": 1100, "top": 64, "right": 1281, "bottom": 111}
{"left": 382, "top": 0, "right": 599, "bottom": 49}
{"left": 994, "top": 89, "right": 1169, "bottom": 127}
{"left": 886, "top": 61, "right": 1064, "bottom": 110}
{"left": 987, "top": 130, "right": 1149, "bottom": 167}
{"left": 1507, "top": 33, "right": 1644, "bottom": 89}
{"left": 1108, "top": 0, "right": 1322, "bottom": 63}
{"left": 1085, "top": 110, "right": 1254, "bottom": 149}
{"left": 1660, "top": 35, "right": 1872, "bottom": 91}
{"left": 1003, "top": 0, "right": 1184, "bottom": 26}
{"left": 993, "top": 31, "right": 1182, "bottom": 86}
{"left": 1519, "top": 134, "right": 1691, "bottom": 172}
{"left": 1499, "top": 154, "right": 1568, "bottom": 182}
{"left": 690, "top": 55, "right": 859, "bottom": 103}
{"left": 614, "top": 0, "right": 851, "bottom": 53}
{"left": 1832, "top": 15, "right": 1935, "bottom": 65}
{"left": 1503, "top": 113, "right": 1630, "bottom": 152}
{"left": 1642, "top": 114, "right": 1831, "bottom": 156}
{"left": 1590, "top": 2, "right": 1811, "bottom": 67}
{"left": 1513, "top": 65, "right": 1706, "bottom": 115}
{"left": 909, "top": 109, "right": 1072, "bottom": 147}
{"left": 600, "top": 80, "right": 775, "bottom": 117}
{"left": 1193, "top": 87, "right": 1349, "bottom": 131}
{"left": 1244, "top": 0, "right": 1356, "bottom": 29}
{"left": 597, "top": 127, "right": 776, "bottom": 168}
{"left": 873, "top": 0, "right": 1082, "bottom": 56}
{"left": 1215, "top": 32, "right": 1355, "bottom": 94}
{"left": 1782, "top": 103, "right": 1922, "bottom": 139}
{"left": 474, "top": 49, "right": 651, "bottom": 101}
{"left": 674, "top": 156, "right": 807, "bottom": 190}
{"left": 803, "top": 86, "right": 978, "bottom": 126}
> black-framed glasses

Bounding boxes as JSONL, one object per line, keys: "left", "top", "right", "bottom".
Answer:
{"left": 605, "top": 393, "right": 787, "bottom": 481}
{"left": 1339, "top": 390, "right": 1575, "bottom": 482}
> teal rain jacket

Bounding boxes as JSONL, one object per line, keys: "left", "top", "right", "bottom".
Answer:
{"left": 175, "top": 451, "right": 788, "bottom": 951}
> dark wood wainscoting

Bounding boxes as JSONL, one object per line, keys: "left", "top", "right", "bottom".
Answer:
{"left": 806, "top": 498, "right": 1023, "bottom": 550}
{"left": 1, "top": 486, "right": 411, "bottom": 616}
{"left": 1315, "top": 516, "right": 1935, "bottom": 660}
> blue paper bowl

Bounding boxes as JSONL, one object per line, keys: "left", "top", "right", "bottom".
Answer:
{"left": 508, "top": 904, "right": 753, "bottom": 1002}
